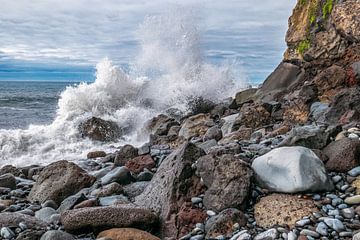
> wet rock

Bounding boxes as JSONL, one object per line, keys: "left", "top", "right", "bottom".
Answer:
{"left": 196, "top": 154, "right": 252, "bottom": 212}
{"left": 74, "top": 199, "right": 98, "bottom": 209}
{"left": 1, "top": 227, "right": 15, "bottom": 239}
{"left": 177, "top": 203, "right": 207, "bottom": 235}
{"left": 0, "top": 165, "right": 24, "bottom": 178}
{"left": 323, "top": 138, "right": 360, "bottom": 172}
{"left": 252, "top": 146, "right": 333, "bottom": 193}
{"left": 135, "top": 143, "right": 205, "bottom": 238}
{"left": 114, "top": 145, "right": 138, "bottom": 166}
{"left": 179, "top": 114, "right": 214, "bottom": 140}
{"left": 254, "top": 228, "right": 278, "bottom": 240}
{"left": 255, "top": 194, "right": 317, "bottom": 228}
{"left": 0, "top": 173, "right": 16, "bottom": 189}
{"left": 28, "top": 160, "right": 95, "bottom": 205}
{"left": 145, "top": 114, "right": 175, "bottom": 135}
{"left": 40, "top": 230, "right": 75, "bottom": 240}
{"left": 125, "top": 155, "right": 156, "bottom": 174}
{"left": 220, "top": 114, "right": 240, "bottom": 136}
{"left": 101, "top": 166, "right": 133, "bottom": 185}
{"left": 97, "top": 228, "right": 160, "bottom": 240}
{"left": 35, "top": 207, "right": 57, "bottom": 223}
{"left": 58, "top": 193, "right": 87, "bottom": 214}
{"left": 187, "top": 97, "right": 216, "bottom": 115}
{"left": 91, "top": 182, "right": 123, "bottom": 197}
{"left": 0, "top": 212, "right": 47, "bottom": 229}
{"left": 99, "top": 195, "right": 129, "bottom": 206}
{"left": 79, "top": 117, "right": 121, "bottom": 141}
{"left": 205, "top": 208, "right": 246, "bottom": 239}
{"left": 87, "top": 151, "right": 107, "bottom": 159}
{"left": 234, "top": 88, "right": 257, "bottom": 107}
{"left": 61, "top": 205, "right": 158, "bottom": 232}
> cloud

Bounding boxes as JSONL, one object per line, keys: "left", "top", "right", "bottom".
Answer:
{"left": 0, "top": 0, "right": 296, "bottom": 82}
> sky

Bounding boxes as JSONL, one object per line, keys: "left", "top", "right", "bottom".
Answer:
{"left": 0, "top": 0, "right": 296, "bottom": 83}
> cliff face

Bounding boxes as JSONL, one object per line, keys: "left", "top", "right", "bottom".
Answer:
{"left": 257, "top": 0, "right": 360, "bottom": 126}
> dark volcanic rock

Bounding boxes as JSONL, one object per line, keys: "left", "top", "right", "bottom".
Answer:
{"left": 28, "top": 160, "right": 96, "bottom": 205}
{"left": 87, "top": 151, "right": 107, "bottom": 159}
{"left": 60, "top": 205, "right": 158, "bottom": 232}
{"left": 79, "top": 117, "right": 121, "bottom": 142}
{"left": 324, "top": 138, "right": 360, "bottom": 172}
{"left": 135, "top": 143, "right": 205, "bottom": 238}
{"left": 236, "top": 103, "right": 272, "bottom": 129}
{"left": 0, "top": 212, "right": 47, "bottom": 229}
{"left": 114, "top": 145, "right": 138, "bottom": 166}
{"left": 325, "top": 87, "right": 360, "bottom": 125}
{"left": 0, "top": 173, "right": 16, "bottom": 189}
{"left": 205, "top": 208, "right": 247, "bottom": 239}
{"left": 256, "top": 62, "right": 304, "bottom": 102}
{"left": 196, "top": 154, "right": 252, "bottom": 212}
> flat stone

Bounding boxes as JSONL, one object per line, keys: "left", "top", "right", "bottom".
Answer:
{"left": 255, "top": 194, "right": 316, "bottom": 228}
{"left": 40, "top": 230, "right": 75, "bottom": 240}
{"left": 254, "top": 228, "right": 278, "bottom": 240}
{"left": 101, "top": 167, "right": 133, "bottom": 185}
{"left": 345, "top": 195, "right": 360, "bottom": 205}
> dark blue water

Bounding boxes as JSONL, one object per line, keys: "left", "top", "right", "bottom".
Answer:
{"left": 0, "top": 81, "right": 79, "bottom": 129}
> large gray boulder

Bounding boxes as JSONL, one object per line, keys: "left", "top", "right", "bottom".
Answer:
{"left": 28, "top": 161, "right": 96, "bottom": 205}
{"left": 0, "top": 212, "right": 47, "bottom": 229}
{"left": 196, "top": 154, "right": 252, "bottom": 212}
{"left": 252, "top": 146, "right": 333, "bottom": 193}
{"left": 135, "top": 142, "right": 205, "bottom": 238}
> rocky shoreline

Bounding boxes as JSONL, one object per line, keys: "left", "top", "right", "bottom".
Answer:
{"left": 1, "top": 0, "right": 360, "bottom": 239}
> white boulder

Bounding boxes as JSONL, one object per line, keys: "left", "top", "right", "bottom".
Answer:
{"left": 251, "top": 146, "right": 333, "bottom": 193}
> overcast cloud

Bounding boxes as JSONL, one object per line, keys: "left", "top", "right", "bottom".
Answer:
{"left": 0, "top": 0, "right": 296, "bottom": 82}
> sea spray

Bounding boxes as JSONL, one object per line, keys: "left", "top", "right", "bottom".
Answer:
{"left": 0, "top": 8, "right": 247, "bottom": 167}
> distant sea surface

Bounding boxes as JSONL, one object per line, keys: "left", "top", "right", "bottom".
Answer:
{"left": 0, "top": 81, "right": 79, "bottom": 129}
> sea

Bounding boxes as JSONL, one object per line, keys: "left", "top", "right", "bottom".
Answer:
{"left": 0, "top": 5, "right": 293, "bottom": 167}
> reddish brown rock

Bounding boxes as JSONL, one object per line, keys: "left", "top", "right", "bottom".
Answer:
{"left": 177, "top": 203, "right": 207, "bottom": 236}
{"left": 219, "top": 128, "right": 253, "bottom": 145}
{"left": 205, "top": 208, "right": 247, "bottom": 239}
{"left": 178, "top": 114, "right": 214, "bottom": 140}
{"left": 91, "top": 182, "right": 123, "bottom": 198}
{"left": 236, "top": 103, "right": 272, "bottom": 129}
{"left": 74, "top": 199, "right": 98, "bottom": 209}
{"left": 125, "top": 155, "right": 156, "bottom": 174}
{"left": 324, "top": 138, "right": 360, "bottom": 172}
{"left": 314, "top": 65, "right": 347, "bottom": 101}
{"left": 97, "top": 228, "right": 160, "bottom": 240}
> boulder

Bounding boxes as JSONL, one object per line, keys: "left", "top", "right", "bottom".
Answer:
{"left": 178, "top": 114, "right": 214, "bottom": 140}
{"left": 323, "top": 138, "right": 360, "bottom": 172}
{"left": 314, "top": 65, "right": 347, "bottom": 101}
{"left": 61, "top": 205, "right": 158, "bottom": 232}
{"left": 79, "top": 117, "right": 121, "bottom": 141}
{"left": 97, "top": 228, "right": 160, "bottom": 240}
{"left": 0, "top": 212, "right": 47, "bottom": 229}
{"left": 332, "top": 0, "right": 360, "bottom": 43}
{"left": 87, "top": 151, "right": 106, "bottom": 159}
{"left": 218, "top": 128, "right": 252, "bottom": 145}
{"left": 220, "top": 114, "right": 240, "bottom": 136}
{"left": 325, "top": 87, "right": 360, "bottom": 125}
{"left": 114, "top": 145, "right": 138, "bottom": 166}
{"left": 100, "top": 167, "right": 133, "bottom": 185}
{"left": 0, "top": 174, "right": 16, "bottom": 190}
{"left": 203, "top": 126, "right": 223, "bottom": 141}
{"left": 280, "top": 125, "right": 332, "bottom": 149}
{"left": 125, "top": 155, "right": 156, "bottom": 174}
{"left": 187, "top": 97, "right": 216, "bottom": 115}
{"left": 40, "top": 230, "right": 75, "bottom": 240}
{"left": 28, "top": 161, "right": 96, "bottom": 205}
{"left": 252, "top": 146, "right": 333, "bottom": 193}
{"left": 236, "top": 103, "right": 272, "bottom": 129}
{"left": 0, "top": 165, "right": 24, "bottom": 178}
{"left": 135, "top": 143, "right": 205, "bottom": 238}
{"left": 196, "top": 154, "right": 252, "bottom": 212}
{"left": 234, "top": 88, "right": 257, "bottom": 107}
{"left": 254, "top": 194, "right": 317, "bottom": 228}
{"left": 205, "top": 208, "right": 247, "bottom": 239}
{"left": 256, "top": 62, "right": 304, "bottom": 101}
{"left": 177, "top": 203, "right": 207, "bottom": 235}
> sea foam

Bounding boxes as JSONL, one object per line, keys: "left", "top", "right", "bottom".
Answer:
{"left": 0, "top": 7, "right": 247, "bottom": 167}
